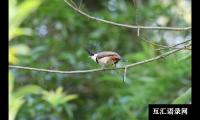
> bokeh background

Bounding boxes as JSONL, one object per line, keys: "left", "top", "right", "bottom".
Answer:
{"left": 9, "top": 0, "right": 191, "bottom": 120}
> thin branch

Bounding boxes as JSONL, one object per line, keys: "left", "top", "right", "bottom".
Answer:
{"left": 156, "top": 39, "right": 191, "bottom": 51}
{"left": 140, "top": 36, "right": 191, "bottom": 50}
{"left": 69, "top": 0, "right": 78, "bottom": 8}
{"left": 9, "top": 65, "right": 114, "bottom": 74}
{"left": 63, "top": 0, "right": 191, "bottom": 31}
{"left": 123, "top": 66, "right": 127, "bottom": 83}
{"left": 140, "top": 36, "right": 169, "bottom": 48}
{"left": 126, "top": 45, "right": 190, "bottom": 68}
{"left": 9, "top": 46, "right": 188, "bottom": 74}
{"left": 137, "top": 26, "right": 140, "bottom": 36}
{"left": 79, "top": 0, "right": 83, "bottom": 9}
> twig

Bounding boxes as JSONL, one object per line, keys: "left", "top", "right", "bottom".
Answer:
{"left": 69, "top": 0, "right": 78, "bottom": 8}
{"left": 137, "top": 26, "right": 140, "bottom": 36}
{"left": 9, "top": 46, "right": 188, "bottom": 74}
{"left": 78, "top": 0, "right": 82, "bottom": 9}
{"left": 140, "top": 36, "right": 191, "bottom": 50}
{"left": 140, "top": 36, "right": 169, "bottom": 48}
{"left": 123, "top": 66, "right": 127, "bottom": 83}
{"left": 156, "top": 39, "right": 191, "bottom": 50}
{"left": 63, "top": 0, "right": 191, "bottom": 31}
{"left": 126, "top": 44, "right": 190, "bottom": 68}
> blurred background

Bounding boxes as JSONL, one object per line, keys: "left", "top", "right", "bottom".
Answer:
{"left": 9, "top": 0, "right": 191, "bottom": 120}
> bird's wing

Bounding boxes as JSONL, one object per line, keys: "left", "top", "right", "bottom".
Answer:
{"left": 96, "top": 51, "right": 121, "bottom": 59}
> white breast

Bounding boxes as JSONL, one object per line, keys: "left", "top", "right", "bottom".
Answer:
{"left": 90, "top": 54, "right": 115, "bottom": 67}
{"left": 98, "top": 56, "right": 114, "bottom": 66}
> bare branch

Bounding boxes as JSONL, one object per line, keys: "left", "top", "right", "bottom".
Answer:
{"left": 137, "top": 26, "right": 140, "bottom": 36}
{"left": 9, "top": 46, "right": 188, "bottom": 74}
{"left": 63, "top": 0, "right": 191, "bottom": 31}
{"left": 140, "top": 36, "right": 191, "bottom": 51}
{"left": 126, "top": 45, "right": 190, "bottom": 68}
{"left": 123, "top": 66, "right": 127, "bottom": 83}
{"left": 140, "top": 36, "right": 170, "bottom": 48}
{"left": 69, "top": 0, "right": 78, "bottom": 8}
{"left": 156, "top": 39, "right": 191, "bottom": 51}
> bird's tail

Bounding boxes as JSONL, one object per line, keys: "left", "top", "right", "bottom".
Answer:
{"left": 85, "top": 48, "right": 95, "bottom": 56}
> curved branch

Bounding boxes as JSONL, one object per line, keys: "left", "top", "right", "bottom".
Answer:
{"left": 156, "top": 39, "right": 191, "bottom": 51}
{"left": 9, "top": 65, "right": 116, "bottom": 74}
{"left": 139, "top": 36, "right": 170, "bottom": 48}
{"left": 64, "top": 0, "right": 191, "bottom": 31}
{"left": 126, "top": 46, "right": 186, "bottom": 68}
{"left": 9, "top": 46, "right": 188, "bottom": 74}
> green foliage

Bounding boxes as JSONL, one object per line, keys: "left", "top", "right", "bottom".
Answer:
{"left": 9, "top": 0, "right": 42, "bottom": 40}
{"left": 9, "top": 71, "right": 44, "bottom": 120}
{"left": 9, "top": 0, "right": 42, "bottom": 119}
{"left": 42, "top": 87, "right": 78, "bottom": 107}
{"left": 9, "top": 0, "right": 78, "bottom": 120}
{"left": 9, "top": 0, "right": 41, "bottom": 64}
{"left": 172, "top": 88, "right": 191, "bottom": 104}
{"left": 14, "top": 85, "right": 44, "bottom": 98}
{"left": 9, "top": 0, "right": 191, "bottom": 120}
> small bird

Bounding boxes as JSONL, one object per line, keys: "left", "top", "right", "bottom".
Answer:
{"left": 86, "top": 49, "right": 121, "bottom": 68}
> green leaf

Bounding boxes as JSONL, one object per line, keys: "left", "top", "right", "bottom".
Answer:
{"left": 10, "top": 44, "right": 30, "bottom": 55}
{"left": 9, "top": 48, "right": 19, "bottom": 64}
{"left": 9, "top": 97, "right": 25, "bottom": 120}
{"left": 14, "top": 85, "right": 44, "bottom": 98}
{"left": 9, "top": 27, "right": 33, "bottom": 40}
{"left": 9, "top": 0, "right": 42, "bottom": 29}
{"left": 9, "top": 71, "right": 14, "bottom": 96}
{"left": 63, "top": 94, "right": 78, "bottom": 102}
{"left": 42, "top": 87, "right": 78, "bottom": 107}
{"left": 172, "top": 88, "right": 191, "bottom": 104}
{"left": 9, "top": 0, "right": 42, "bottom": 40}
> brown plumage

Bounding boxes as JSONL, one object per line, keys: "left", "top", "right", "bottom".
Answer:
{"left": 96, "top": 51, "right": 121, "bottom": 60}
{"left": 87, "top": 50, "right": 121, "bottom": 67}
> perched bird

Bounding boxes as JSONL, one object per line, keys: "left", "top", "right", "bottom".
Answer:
{"left": 86, "top": 49, "right": 121, "bottom": 68}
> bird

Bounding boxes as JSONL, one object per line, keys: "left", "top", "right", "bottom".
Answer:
{"left": 86, "top": 49, "right": 121, "bottom": 68}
